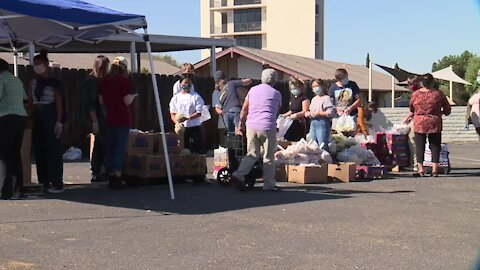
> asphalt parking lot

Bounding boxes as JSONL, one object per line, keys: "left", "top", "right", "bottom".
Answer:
{"left": 0, "top": 143, "right": 479, "bottom": 270}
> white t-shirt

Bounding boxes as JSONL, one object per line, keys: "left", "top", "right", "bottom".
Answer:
{"left": 169, "top": 91, "right": 204, "bottom": 127}
{"left": 173, "top": 80, "right": 196, "bottom": 96}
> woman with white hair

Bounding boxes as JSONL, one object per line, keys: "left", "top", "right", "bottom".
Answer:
{"left": 99, "top": 57, "right": 137, "bottom": 189}
{"left": 232, "top": 68, "right": 283, "bottom": 191}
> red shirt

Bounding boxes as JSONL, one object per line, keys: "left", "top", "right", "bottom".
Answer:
{"left": 99, "top": 75, "right": 132, "bottom": 128}
{"left": 410, "top": 89, "right": 451, "bottom": 134}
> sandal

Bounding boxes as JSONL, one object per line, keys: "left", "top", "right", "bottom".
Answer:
{"left": 412, "top": 172, "right": 426, "bottom": 178}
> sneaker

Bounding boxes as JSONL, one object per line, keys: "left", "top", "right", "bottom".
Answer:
{"left": 47, "top": 187, "right": 64, "bottom": 194}
{"left": 91, "top": 174, "right": 109, "bottom": 185}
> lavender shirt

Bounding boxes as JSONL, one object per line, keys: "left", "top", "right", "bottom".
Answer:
{"left": 245, "top": 83, "right": 282, "bottom": 131}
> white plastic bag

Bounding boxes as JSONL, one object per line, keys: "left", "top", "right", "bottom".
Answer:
{"left": 276, "top": 116, "right": 293, "bottom": 140}
{"left": 336, "top": 115, "right": 356, "bottom": 133}
{"left": 63, "top": 147, "right": 82, "bottom": 161}
{"left": 199, "top": 105, "right": 211, "bottom": 123}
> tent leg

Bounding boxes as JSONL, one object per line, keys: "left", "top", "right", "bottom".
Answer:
{"left": 144, "top": 28, "right": 175, "bottom": 200}
{"left": 28, "top": 43, "right": 35, "bottom": 65}
{"left": 368, "top": 59, "right": 373, "bottom": 102}
{"left": 210, "top": 46, "right": 216, "bottom": 77}
{"left": 449, "top": 80, "right": 453, "bottom": 102}
{"left": 130, "top": 41, "right": 137, "bottom": 73}
{"left": 391, "top": 64, "right": 395, "bottom": 108}
{"left": 13, "top": 49, "right": 18, "bottom": 77}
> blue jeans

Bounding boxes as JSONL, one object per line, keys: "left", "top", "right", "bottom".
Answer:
{"left": 224, "top": 107, "right": 241, "bottom": 132}
{"left": 310, "top": 118, "right": 331, "bottom": 152}
{"left": 106, "top": 127, "right": 130, "bottom": 174}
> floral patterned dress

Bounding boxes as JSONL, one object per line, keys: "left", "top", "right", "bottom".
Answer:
{"left": 409, "top": 89, "right": 451, "bottom": 134}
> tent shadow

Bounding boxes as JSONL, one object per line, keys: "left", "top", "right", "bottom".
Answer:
{"left": 35, "top": 182, "right": 353, "bottom": 215}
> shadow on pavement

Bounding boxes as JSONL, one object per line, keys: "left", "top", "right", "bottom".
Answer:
{"left": 23, "top": 181, "right": 417, "bottom": 215}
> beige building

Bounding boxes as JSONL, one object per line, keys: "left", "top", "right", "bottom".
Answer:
{"left": 200, "top": 0, "right": 324, "bottom": 59}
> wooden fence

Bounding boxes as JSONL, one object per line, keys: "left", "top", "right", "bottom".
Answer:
{"left": 14, "top": 65, "right": 297, "bottom": 157}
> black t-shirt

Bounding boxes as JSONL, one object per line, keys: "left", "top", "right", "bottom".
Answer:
{"left": 290, "top": 94, "right": 308, "bottom": 114}
{"left": 328, "top": 81, "right": 360, "bottom": 116}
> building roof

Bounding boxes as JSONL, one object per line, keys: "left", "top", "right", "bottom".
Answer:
{"left": 0, "top": 52, "right": 180, "bottom": 75}
{"left": 195, "top": 46, "right": 406, "bottom": 91}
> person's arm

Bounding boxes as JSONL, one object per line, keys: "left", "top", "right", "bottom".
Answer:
{"left": 170, "top": 113, "right": 178, "bottom": 124}
{"left": 241, "top": 78, "right": 252, "bottom": 86}
{"left": 357, "top": 108, "right": 369, "bottom": 135}
{"left": 238, "top": 98, "right": 249, "bottom": 132}
{"left": 187, "top": 96, "right": 204, "bottom": 120}
{"left": 215, "top": 107, "right": 223, "bottom": 115}
{"left": 297, "top": 99, "right": 310, "bottom": 118}
{"left": 169, "top": 96, "right": 178, "bottom": 124}
{"left": 53, "top": 88, "right": 63, "bottom": 138}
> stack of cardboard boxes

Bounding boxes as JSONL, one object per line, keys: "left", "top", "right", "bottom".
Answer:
{"left": 123, "top": 131, "right": 207, "bottom": 179}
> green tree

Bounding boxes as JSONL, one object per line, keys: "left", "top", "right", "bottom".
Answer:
{"left": 155, "top": 54, "right": 181, "bottom": 68}
{"left": 465, "top": 56, "right": 480, "bottom": 95}
{"left": 431, "top": 50, "right": 476, "bottom": 104}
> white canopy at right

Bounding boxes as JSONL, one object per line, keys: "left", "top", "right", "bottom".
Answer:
{"left": 431, "top": 65, "right": 472, "bottom": 102}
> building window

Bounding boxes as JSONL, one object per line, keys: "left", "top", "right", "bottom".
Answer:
{"left": 315, "top": 32, "right": 319, "bottom": 43}
{"left": 234, "top": 9, "right": 262, "bottom": 32}
{"left": 234, "top": 0, "right": 261, "bottom": 5}
{"left": 235, "top": 35, "right": 262, "bottom": 49}
{"left": 315, "top": 4, "right": 319, "bottom": 15}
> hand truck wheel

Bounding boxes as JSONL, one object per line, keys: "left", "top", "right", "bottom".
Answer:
{"left": 216, "top": 168, "right": 231, "bottom": 186}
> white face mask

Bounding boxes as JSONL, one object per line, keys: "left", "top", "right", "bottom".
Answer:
{"left": 34, "top": 64, "right": 47, "bottom": 75}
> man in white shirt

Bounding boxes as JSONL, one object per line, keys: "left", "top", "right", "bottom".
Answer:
{"left": 172, "top": 63, "right": 195, "bottom": 96}
{"left": 169, "top": 74, "right": 205, "bottom": 154}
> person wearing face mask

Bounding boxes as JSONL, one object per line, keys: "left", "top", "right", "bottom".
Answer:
{"left": 328, "top": 68, "right": 361, "bottom": 121}
{"left": 0, "top": 58, "right": 28, "bottom": 199}
{"left": 29, "top": 49, "right": 66, "bottom": 193}
{"left": 172, "top": 63, "right": 196, "bottom": 96}
{"left": 464, "top": 69, "right": 480, "bottom": 136}
{"left": 305, "top": 79, "right": 334, "bottom": 151}
{"left": 281, "top": 76, "right": 310, "bottom": 142}
{"left": 169, "top": 75, "right": 205, "bottom": 154}
{"left": 99, "top": 56, "right": 137, "bottom": 189}
{"left": 215, "top": 70, "right": 252, "bottom": 132}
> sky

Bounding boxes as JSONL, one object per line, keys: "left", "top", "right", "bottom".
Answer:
{"left": 87, "top": 0, "right": 480, "bottom": 74}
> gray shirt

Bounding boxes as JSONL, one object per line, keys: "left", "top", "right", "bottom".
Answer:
{"left": 220, "top": 80, "right": 243, "bottom": 113}
{"left": 212, "top": 90, "right": 225, "bottom": 129}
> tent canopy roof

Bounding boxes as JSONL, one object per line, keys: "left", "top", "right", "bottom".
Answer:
{"left": 0, "top": 0, "right": 146, "bottom": 51}
{"left": 431, "top": 66, "right": 472, "bottom": 85}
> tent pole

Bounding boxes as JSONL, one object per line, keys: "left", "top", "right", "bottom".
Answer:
{"left": 130, "top": 41, "right": 137, "bottom": 73}
{"left": 368, "top": 59, "right": 372, "bottom": 102}
{"left": 391, "top": 64, "right": 395, "bottom": 108}
{"left": 13, "top": 48, "right": 18, "bottom": 77}
{"left": 28, "top": 43, "right": 35, "bottom": 65}
{"left": 143, "top": 28, "right": 175, "bottom": 200}
{"left": 449, "top": 80, "right": 453, "bottom": 102}
{"left": 210, "top": 46, "right": 217, "bottom": 76}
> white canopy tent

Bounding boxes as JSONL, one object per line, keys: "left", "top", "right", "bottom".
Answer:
{"left": 0, "top": 0, "right": 235, "bottom": 200}
{"left": 431, "top": 65, "right": 472, "bottom": 101}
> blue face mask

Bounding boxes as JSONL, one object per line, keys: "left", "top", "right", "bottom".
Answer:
{"left": 476, "top": 76, "right": 480, "bottom": 84}
{"left": 313, "top": 87, "right": 323, "bottom": 96}
{"left": 291, "top": 89, "right": 302, "bottom": 96}
{"left": 181, "top": 84, "right": 191, "bottom": 91}
{"left": 342, "top": 77, "right": 349, "bottom": 86}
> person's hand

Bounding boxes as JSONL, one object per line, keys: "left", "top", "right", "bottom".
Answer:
{"left": 235, "top": 126, "right": 243, "bottom": 136}
{"left": 178, "top": 116, "right": 189, "bottom": 123}
{"left": 343, "top": 107, "right": 351, "bottom": 115}
{"left": 92, "top": 122, "right": 99, "bottom": 135}
{"left": 464, "top": 124, "right": 470, "bottom": 131}
{"left": 54, "top": 122, "right": 63, "bottom": 139}
{"left": 403, "top": 116, "right": 412, "bottom": 124}
{"left": 305, "top": 111, "right": 311, "bottom": 118}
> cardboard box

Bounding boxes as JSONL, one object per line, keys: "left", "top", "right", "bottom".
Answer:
{"left": 275, "top": 164, "right": 289, "bottom": 182}
{"left": 214, "top": 148, "right": 228, "bottom": 167}
{"left": 387, "top": 133, "right": 408, "bottom": 145}
{"left": 288, "top": 164, "right": 328, "bottom": 184}
{"left": 123, "top": 155, "right": 143, "bottom": 176}
{"left": 328, "top": 162, "right": 356, "bottom": 183}
{"left": 170, "top": 155, "right": 187, "bottom": 176}
{"left": 127, "top": 132, "right": 154, "bottom": 155}
{"left": 140, "top": 155, "right": 167, "bottom": 178}
{"left": 153, "top": 132, "right": 182, "bottom": 155}
{"left": 21, "top": 129, "right": 32, "bottom": 184}
{"left": 356, "top": 165, "right": 388, "bottom": 179}
{"left": 185, "top": 155, "right": 207, "bottom": 176}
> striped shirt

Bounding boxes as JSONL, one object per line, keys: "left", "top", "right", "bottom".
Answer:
{"left": 0, "top": 71, "right": 27, "bottom": 117}
{"left": 32, "top": 78, "right": 59, "bottom": 105}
